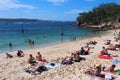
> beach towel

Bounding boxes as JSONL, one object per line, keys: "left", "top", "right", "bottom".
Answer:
{"left": 44, "top": 62, "right": 61, "bottom": 69}
{"left": 112, "top": 59, "right": 120, "bottom": 64}
{"left": 98, "top": 55, "right": 113, "bottom": 59}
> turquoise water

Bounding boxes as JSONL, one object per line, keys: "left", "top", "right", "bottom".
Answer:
{"left": 0, "top": 21, "right": 104, "bottom": 53}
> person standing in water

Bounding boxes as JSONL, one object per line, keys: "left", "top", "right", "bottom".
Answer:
{"left": 8, "top": 42, "right": 12, "bottom": 47}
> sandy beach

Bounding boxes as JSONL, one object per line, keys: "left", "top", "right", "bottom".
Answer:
{"left": 0, "top": 30, "right": 120, "bottom": 80}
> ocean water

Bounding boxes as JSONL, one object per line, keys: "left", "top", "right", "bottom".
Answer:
{"left": 0, "top": 21, "right": 105, "bottom": 53}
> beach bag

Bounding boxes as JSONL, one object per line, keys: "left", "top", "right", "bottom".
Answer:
{"left": 116, "top": 70, "right": 120, "bottom": 75}
{"left": 40, "top": 66, "right": 47, "bottom": 71}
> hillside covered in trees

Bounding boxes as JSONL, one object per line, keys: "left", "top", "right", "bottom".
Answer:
{"left": 77, "top": 3, "right": 120, "bottom": 29}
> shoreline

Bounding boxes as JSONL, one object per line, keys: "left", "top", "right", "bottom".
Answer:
{"left": 0, "top": 29, "right": 120, "bottom": 80}
{"left": 0, "top": 30, "right": 108, "bottom": 54}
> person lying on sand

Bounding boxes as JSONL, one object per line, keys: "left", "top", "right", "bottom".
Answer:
{"left": 107, "top": 44, "right": 116, "bottom": 50}
{"left": 25, "top": 64, "right": 47, "bottom": 74}
{"left": 86, "top": 40, "right": 97, "bottom": 45}
{"left": 57, "top": 56, "right": 73, "bottom": 65}
{"left": 71, "top": 51, "right": 85, "bottom": 62}
{"left": 6, "top": 53, "right": 13, "bottom": 59}
{"left": 104, "top": 39, "right": 111, "bottom": 45}
{"left": 57, "top": 57, "right": 64, "bottom": 63}
{"left": 61, "top": 56, "right": 73, "bottom": 65}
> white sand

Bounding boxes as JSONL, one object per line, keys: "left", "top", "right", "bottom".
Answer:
{"left": 0, "top": 30, "right": 120, "bottom": 80}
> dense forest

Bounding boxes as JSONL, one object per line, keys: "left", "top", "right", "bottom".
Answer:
{"left": 77, "top": 3, "right": 120, "bottom": 29}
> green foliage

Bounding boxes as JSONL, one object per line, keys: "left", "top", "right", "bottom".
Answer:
{"left": 77, "top": 3, "right": 120, "bottom": 26}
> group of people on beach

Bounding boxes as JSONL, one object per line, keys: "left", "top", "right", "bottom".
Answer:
{"left": 23, "top": 46, "right": 91, "bottom": 74}
{"left": 24, "top": 49, "right": 88, "bottom": 74}
{"left": 5, "top": 30, "right": 120, "bottom": 79}
{"left": 6, "top": 44, "right": 91, "bottom": 75}
{"left": 6, "top": 50, "right": 24, "bottom": 59}
{"left": 85, "top": 64, "right": 116, "bottom": 78}
{"left": 85, "top": 31, "right": 120, "bottom": 79}
{"left": 27, "top": 52, "right": 47, "bottom": 65}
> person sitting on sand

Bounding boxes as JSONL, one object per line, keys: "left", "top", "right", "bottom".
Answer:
{"left": 79, "top": 47, "right": 90, "bottom": 55}
{"left": 6, "top": 53, "right": 13, "bottom": 59}
{"left": 105, "top": 65, "right": 116, "bottom": 73}
{"left": 79, "top": 47, "right": 85, "bottom": 55}
{"left": 36, "top": 52, "right": 42, "bottom": 61}
{"left": 36, "top": 52, "right": 46, "bottom": 62}
{"left": 101, "top": 47, "right": 108, "bottom": 55}
{"left": 17, "top": 50, "right": 24, "bottom": 57}
{"left": 72, "top": 51, "right": 85, "bottom": 61}
{"left": 28, "top": 54, "right": 36, "bottom": 64}
{"left": 85, "top": 65, "right": 101, "bottom": 77}
{"left": 73, "top": 52, "right": 80, "bottom": 62}
{"left": 93, "top": 66, "right": 101, "bottom": 77}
